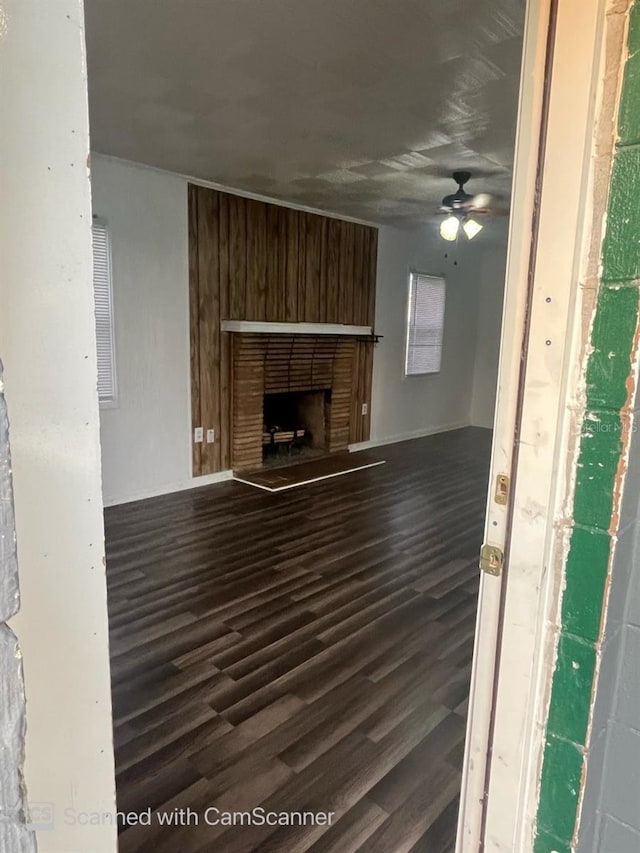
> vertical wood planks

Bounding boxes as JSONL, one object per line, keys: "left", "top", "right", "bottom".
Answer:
{"left": 338, "top": 221, "right": 355, "bottom": 324}
{"left": 188, "top": 184, "right": 378, "bottom": 472}
{"left": 285, "top": 207, "right": 300, "bottom": 322}
{"left": 366, "top": 228, "right": 379, "bottom": 327}
{"left": 352, "top": 225, "right": 366, "bottom": 325}
{"left": 265, "top": 204, "right": 281, "bottom": 321}
{"left": 275, "top": 206, "right": 288, "bottom": 321}
{"left": 231, "top": 334, "right": 265, "bottom": 470}
{"left": 246, "top": 199, "right": 267, "bottom": 320}
{"left": 350, "top": 341, "right": 363, "bottom": 444}
{"left": 330, "top": 338, "right": 357, "bottom": 451}
{"left": 218, "top": 192, "right": 231, "bottom": 470}
{"left": 326, "top": 218, "right": 342, "bottom": 324}
{"left": 296, "top": 213, "right": 307, "bottom": 323}
{"left": 363, "top": 339, "right": 374, "bottom": 439}
{"left": 228, "top": 194, "right": 247, "bottom": 321}
{"left": 318, "top": 216, "right": 329, "bottom": 324}
{"left": 196, "top": 187, "right": 221, "bottom": 473}
{"left": 188, "top": 185, "right": 202, "bottom": 475}
{"left": 303, "top": 212, "right": 322, "bottom": 322}
{"left": 349, "top": 340, "right": 375, "bottom": 444}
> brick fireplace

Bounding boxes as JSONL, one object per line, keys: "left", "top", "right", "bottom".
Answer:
{"left": 231, "top": 333, "right": 357, "bottom": 470}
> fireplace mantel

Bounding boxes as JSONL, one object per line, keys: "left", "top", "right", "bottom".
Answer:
{"left": 221, "top": 320, "right": 372, "bottom": 336}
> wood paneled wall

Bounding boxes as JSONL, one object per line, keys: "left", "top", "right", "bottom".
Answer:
{"left": 189, "top": 184, "right": 378, "bottom": 474}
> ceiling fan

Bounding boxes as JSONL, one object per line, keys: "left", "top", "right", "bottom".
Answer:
{"left": 437, "top": 171, "right": 504, "bottom": 242}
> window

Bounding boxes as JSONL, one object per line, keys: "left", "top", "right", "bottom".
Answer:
{"left": 92, "top": 219, "right": 117, "bottom": 405}
{"left": 405, "top": 273, "right": 446, "bottom": 376}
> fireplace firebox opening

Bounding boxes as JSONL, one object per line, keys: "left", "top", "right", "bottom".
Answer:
{"left": 263, "top": 390, "right": 331, "bottom": 463}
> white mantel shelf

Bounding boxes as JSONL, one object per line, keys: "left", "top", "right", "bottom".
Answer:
{"left": 221, "top": 320, "right": 373, "bottom": 336}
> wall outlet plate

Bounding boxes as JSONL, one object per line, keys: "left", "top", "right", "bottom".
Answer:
{"left": 362, "top": 403, "right": 368, "bottom": 416}
{"left": 206, "top": 429, "right": 215, "bottom": 443}
{"left": 194, "top": 426, "right": 203, "bottom": 443}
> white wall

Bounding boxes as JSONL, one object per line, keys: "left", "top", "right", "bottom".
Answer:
{"left": 0, "top": 3, "right": 116, "bottom": 851}
{"left": 93, "top": 156, "right": 507, "bottom": 504}
{"left": 92, "top": 156, "right": 230, "bottom": 505}
{"left": 370, "top": 225, "right": 507, "bottom": 444}
{"left": 470, "top": 238, "right": 509, "bottom": 429}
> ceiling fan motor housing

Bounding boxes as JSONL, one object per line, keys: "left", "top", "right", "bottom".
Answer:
{"left": 442, "top": 171, "right": 473, "bottom": 210}
{"left": 452, "top": 170, "right": 471, "bottom": 187}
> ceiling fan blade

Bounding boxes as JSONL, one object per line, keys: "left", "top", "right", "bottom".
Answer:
{"left": 470, "top": 192, "right": 493, "bottom": 209}
{"left": 451, "top": 195, "right": 491, "bottom": 211}
{"left": 471, "top": 207, "right": 510, "bottom": 217}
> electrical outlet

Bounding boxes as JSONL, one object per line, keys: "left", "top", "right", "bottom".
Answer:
{"left": 206, "top": 429, "right": 215, "bottom": 443}
{"left": 361, "top": 403, "right": 368, "bottom": 416}
{"left": 194, "top": 426, "right": 203, "bottom": 443}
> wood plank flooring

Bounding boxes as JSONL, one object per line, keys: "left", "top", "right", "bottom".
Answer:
{"left": 105, "top": 427, "right": 492, "bottom": 853}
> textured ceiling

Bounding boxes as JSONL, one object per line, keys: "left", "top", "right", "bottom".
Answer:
{"left": 85, "top": 0, "right": 524, "bottom": 226}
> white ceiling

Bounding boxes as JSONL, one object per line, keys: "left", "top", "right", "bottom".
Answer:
{"left": 85, "top": 0, "right": 524, "bottom": 226}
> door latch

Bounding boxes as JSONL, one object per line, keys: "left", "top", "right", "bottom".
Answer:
{"left": 494, "top": 473, "right": 510, "bottom": 506}
{"left": 480, "top": 544, "right": 504, "bottom": 576}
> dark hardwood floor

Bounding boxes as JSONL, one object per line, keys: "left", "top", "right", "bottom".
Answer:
{"left": 105, "top": 427, "right": 492, "bottom": 853}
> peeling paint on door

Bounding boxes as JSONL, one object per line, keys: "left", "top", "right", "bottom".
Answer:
{"left": 0, "top": 362, "right": 36, "bottom": 852}
{"left": 535, "top": 2, "right": 640, "bottom": 849}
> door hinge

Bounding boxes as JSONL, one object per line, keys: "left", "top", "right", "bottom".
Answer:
{"left": 494, "top": 473, "right": 510, "bottom": 505}
{"left": 480, "top": 543, "right": 504, "bottom": 577}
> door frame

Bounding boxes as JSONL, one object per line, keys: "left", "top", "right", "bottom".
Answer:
{"left": 458, "top": 0, "right": 624, "bottom": 849}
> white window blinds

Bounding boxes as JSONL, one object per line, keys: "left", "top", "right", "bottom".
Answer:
{"left": 405, "top": 273, "right": 446, "bottom": 376}
{"left": 92, "top": 221, "right": 117, "bottom": 404}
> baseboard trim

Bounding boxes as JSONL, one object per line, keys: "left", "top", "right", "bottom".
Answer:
{"left": 348, "top": 421, "right": 471, "bottom": 452}
{"left": 103, "top": 470, "right": 234, "bottom": 507}
{"left": 104, "top": 422, "right": 474, "bottom": 506}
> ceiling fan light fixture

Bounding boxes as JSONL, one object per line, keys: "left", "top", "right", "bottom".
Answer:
{"left": 440, "top": 215, "right": 460, "bottom": 242}
{"left": 463, "top": 217, "right": 483, "bottom": 240}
